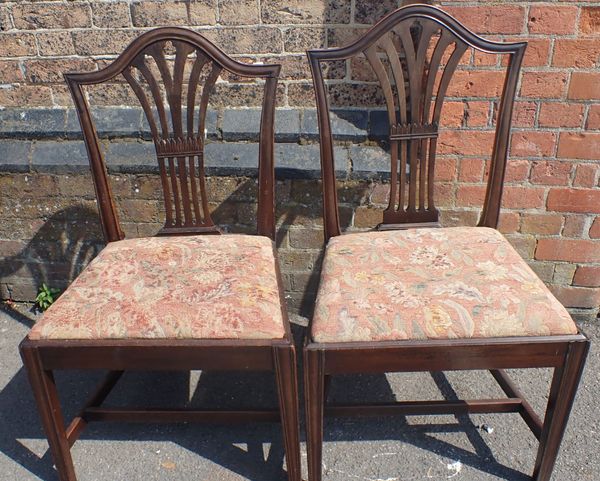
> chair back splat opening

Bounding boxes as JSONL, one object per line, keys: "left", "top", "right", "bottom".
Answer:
{"left": 66, "top": 28, "right": 281, "bottom": 241}
{"left": 307, "top": 6, "right": 526, "bottom": 241}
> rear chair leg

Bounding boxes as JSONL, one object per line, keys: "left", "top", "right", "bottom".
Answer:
{"left": 304, "top": 348, "right": 325, "bottom": 481}
{"left": 20, "top": 344, "right": 77, "bottom": 481}
{"left": 274, "top": 344, "right": 302, "bottom": 481}
{"left": 533, "top": 340, "right": 590, "bottom": 481}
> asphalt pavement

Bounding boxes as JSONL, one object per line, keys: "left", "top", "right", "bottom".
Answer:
{"left": 0, "top": 305, "right": 598, "bottom": 481}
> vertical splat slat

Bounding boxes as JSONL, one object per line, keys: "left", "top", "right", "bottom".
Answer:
{"left": 198, "top": 63, "right": 222, "bottom": 137}
{"left": 188, "top": 156, "right": 202, "bottom": 224}
{"left": 123, "top": 68, "right": 159, "bottom": 140}
{"left": 423, "top": 31, "right": 453, "bottom": 123}
{"left": 134, "top": 58, "right": 170, "bottom": 139}
{"left": 178, "top": 156, "right": 193, "bottom": 226}
{"left": 171, "top": 43, "right": 194, "bottom": 138}
{"left": 380, "top": 34, "right": 407, "bottom": 124}
{"left": 187, "top": 54, "right": 209, "bottom": 134}
{"left": 433, "top": 41, "right": 469, "bottom": 122}
{"left": 167, "top": 157, "right": 182, "bottom": 226}
{"left": 364, "top": 45, "right": 400, "bottom": 213}
{"left": 158, "top": 157, "right": 174, "bottom": 226}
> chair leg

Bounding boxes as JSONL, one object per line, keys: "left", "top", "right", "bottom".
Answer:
{"left": 533, "top": 340, "right": 590, "bottom": 481}
{"left": 304, "top": 348, "right": 325, "bottom": 481}
{"left": 20, "top": 344, "right": 77, "bottom": 481}
{"left": 274, "top": 344, "right": 302, "bottom": 481}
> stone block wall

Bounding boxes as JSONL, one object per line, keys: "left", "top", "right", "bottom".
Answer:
{"left": 1, "top": 0, "right": 600, "bottom": 320}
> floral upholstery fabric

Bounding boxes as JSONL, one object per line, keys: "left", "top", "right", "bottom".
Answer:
{"left": 312, "top": 227, "right": 577, "bottom": 343}
{"left": 29, "top": 235, "right": 286, "bottom": 340}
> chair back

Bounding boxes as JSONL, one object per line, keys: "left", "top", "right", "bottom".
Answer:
{"left": 307, "top": 5, "right": 526, "bottom": 241}
{"left": 66, "top": 27, "right": 280, "bottom": 241}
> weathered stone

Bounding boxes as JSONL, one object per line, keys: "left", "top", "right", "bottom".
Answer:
{"left": 31, "top": 141, "right": 89, "bottom": 174}
{"left": 0, "top": 141, "right": 31, "bottom": 172}
{"left": 0, "top": 109, "right": 67, "bottom": 138}
{"left": 302, "top": 109, "right": 368, "bottom": 141}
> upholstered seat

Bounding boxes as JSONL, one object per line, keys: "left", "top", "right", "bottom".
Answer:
{"left": 30, "top": 235, "right": 286, "bottom": 340}
{"left": 312, "top": 227, "right": 577, "bottom": 343}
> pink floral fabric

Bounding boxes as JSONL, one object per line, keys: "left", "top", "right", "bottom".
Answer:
{"left": 312, "top": 227, "right": 577, "bottom": 343}
{"left": 29, "top": 235, "right": 286, "bottom": 340}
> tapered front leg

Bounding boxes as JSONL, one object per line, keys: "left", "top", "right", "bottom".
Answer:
{"left": 304, "top": 348, "right": 325, "bottom": 481}
{"left": 274, "top": 344, "right": 302, "bottom": 481}
{"left": 20, "top": 342, "right": 77, "bottom": 481}
{"left": 533, "top": 339, "right": 589, "bottom": 481}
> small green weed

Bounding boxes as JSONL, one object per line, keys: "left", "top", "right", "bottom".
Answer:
{"left": 35, "top": 283, "right": 61, "bottom": 311}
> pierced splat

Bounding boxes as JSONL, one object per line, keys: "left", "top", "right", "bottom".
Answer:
{"left": 308, "top": 6, "right": 525, "bottom": 240}
{"left": 123, "top": 40, "right": 223, "bottom": 235}
{"left": 65, "top": 28, "right": 280, "bottom": 242}
{"left": 364, "top": 19, "right": 468, "bottom": 224}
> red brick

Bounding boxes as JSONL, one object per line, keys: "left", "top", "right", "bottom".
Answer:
{"left": 547, "top": 188, "right": 600, "bottom": 213}
{"left": 505, "top": 159, "right": 530, "bottom": 182}
{"left": 569, "top": 73, "right": 600, "bottom": 100}
{"left": 590, "top": 217, "right": 600, "bottom": 238}
{"left": 580, "top": 7, "right": 600, "bottom": 36}
{"left": 586, "top": 105, "right": 600, "bottom": 130}
{"left": 473, "top": 50, "right": 499, "bottom": 67}
{"left": 521, "top": 214, "right": 562, "bottom": 235}
{"left": 522, "top": 39, "right": 551, "bottom": 67}
{"left": 512, "top": 102, "right": 537, "bottom": 128}
{"left": 550, "top": 286, "right": 600, "bottom": 309}
{"left": 574, "top": 266, "right": 600, "bottom": 288}
{"left": 503, "top": 38, "right": 551, "bottom": 67}
{"left": 444, "top": 6, "right": 525, "bottom": 34}
{"left": 563, "top": 215, "right": 587, "bottom": 238}
{"left": 438, "top": 130, "right": 495, "bottom": 156}
{"left": 465, "top": 101, "right": 490, "bottom": 127}
{"left": 442, "top": 101, "right": 464, "bottom": 128}
{"left": 503, "top": 186, "right": 545, "bottom": 209}
{"left": 498, "top": 212, "right": 520, "bottom": 234}
{"left": 447, "top": 71, "right": 506, "bottom": 98}
{"left": 510, "top": 131, "right": 556, "bottom": 158}
{"left": 536, "top": 239, "right": 600, "bottom": 263}
{"left": 458, "top": 158, "right": 485, "bottom": 182}
{"left": 528, "top": 6, "right": 577, "bottom": 35}
{"left": 553, "top": 39, "right": 600, "bottom": 68}
{"left": 574, "top": 164, "right": 598, "bottom": 188}
{"left": 558, "top": 132, "right": 600, "bottom": 160}
{"left": 456, "top": 185, "right": 486, "bottom": 207}
{"left": 436, "top": 157, "right": 457, "bottom": 182}
{"left": 529, "top": 160, "right": 572, "bottom": 186}
{"left": 520, "top": 72, "right": 568, "bottom": 99}
{"left": 538, "top": 103, "right": 584, "bottom": 129}
{"left": 434, "top": 183, "right": 454, "bottom": 208}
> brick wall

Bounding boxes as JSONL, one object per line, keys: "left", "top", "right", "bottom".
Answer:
{"left": 1, "top": 1, "right": 599, "bottom": 320}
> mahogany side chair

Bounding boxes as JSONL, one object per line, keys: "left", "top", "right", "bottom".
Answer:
{"left": 305, "top": 5, "right": 589, "bottom": 481}
{"left": 19, "top": 27, "right": 301, "bottom": 481}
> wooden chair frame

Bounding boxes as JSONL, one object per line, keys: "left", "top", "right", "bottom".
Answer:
{"left": 20, "top": 27, "right": 301, "bottom": 481}
{"left": 305, "top": 5, "right": 589, "bottom": 481}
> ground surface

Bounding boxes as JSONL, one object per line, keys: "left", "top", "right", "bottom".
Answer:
{"left": 1, "top": 305, "right": 598, "bottom": 481}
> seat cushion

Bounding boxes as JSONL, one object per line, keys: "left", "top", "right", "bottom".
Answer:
{"left": 312, "top": 227, "right": 577, "bottom": 343}
{"left": 29, "top": 235, "right": 286, "bottom": 340}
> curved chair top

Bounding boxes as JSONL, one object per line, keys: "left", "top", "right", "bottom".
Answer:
{"left": 307, "top": 4, "right": 527, "bottom": 240}
{"left": 308, "top": 4, "right": 526, "bottom": 61}
{"left": 65, "top": 27, "right": 280, "bottom": 86}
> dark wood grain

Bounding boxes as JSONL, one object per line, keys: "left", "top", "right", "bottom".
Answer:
{"left": 22, "top": 27, "right": 300, "bottom": 481}
{"left": 305, "top": 5, "right": 588, "bottom": 481}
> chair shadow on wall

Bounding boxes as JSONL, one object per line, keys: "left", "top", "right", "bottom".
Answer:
{"left": 0, "top": 184, "right": 527, "bottom": 479}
